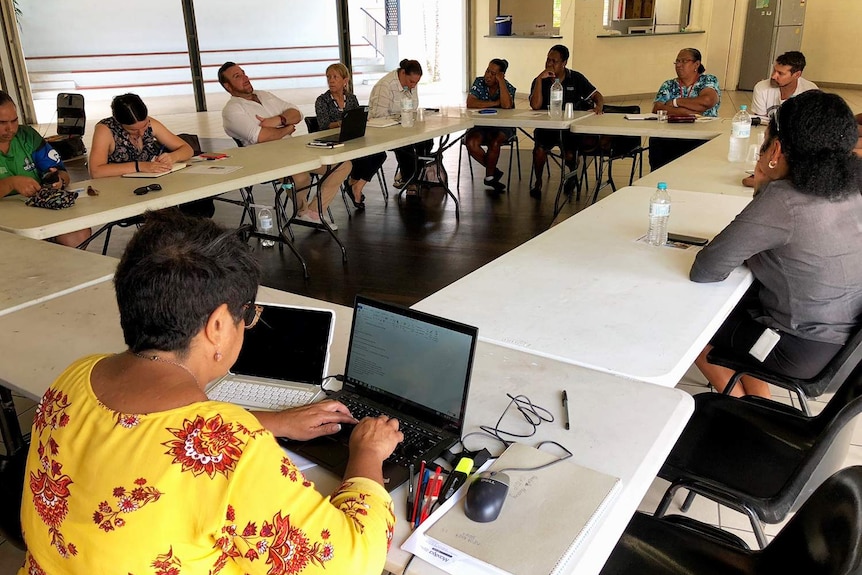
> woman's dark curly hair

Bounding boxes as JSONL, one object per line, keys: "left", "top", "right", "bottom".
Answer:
{"left": 766, "top": 90, "right": 860, "bottom": 200}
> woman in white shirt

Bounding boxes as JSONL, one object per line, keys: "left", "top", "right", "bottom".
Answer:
{"left": 368, "top": 59, "right": 430, "bottom": 192}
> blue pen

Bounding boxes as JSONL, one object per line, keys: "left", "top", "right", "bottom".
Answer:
{"left": 153, "top": 144, "right": 166, "bottom": 161}
{"left": 414, "top": 469, "right": 431, "bottom": 528}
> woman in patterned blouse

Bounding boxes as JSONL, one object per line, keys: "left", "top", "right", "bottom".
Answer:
{"left": 18, "top": 209, "right": 403, "bottom": 575}
{"left": 88, "top": 93, "right": 194, "bottom": 178}
{"left": 314, "top": 63, "right": 387, "bottom": 210}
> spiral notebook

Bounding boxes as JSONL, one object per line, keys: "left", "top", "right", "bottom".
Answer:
{"left": 420, "top": 443, "right": 621, "bottom": 575}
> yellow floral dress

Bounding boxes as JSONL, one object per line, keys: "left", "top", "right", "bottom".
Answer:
{"left": 18, "top": 355, "right": 395, "bottom": 575}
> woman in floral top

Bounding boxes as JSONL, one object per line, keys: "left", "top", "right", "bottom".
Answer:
{"left": 18, "top": 209, "right": 402, "bottom": 575}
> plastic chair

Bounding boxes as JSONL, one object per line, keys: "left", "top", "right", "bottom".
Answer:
{"left": 653, "top": 357, "right": 862, "bottom": 548}
{"left": 601, "top": 466, "right": 862, "bottom": 575}
{"left": 456, "top": 129, "right": 521, "bottom": 192}
{"left": 706, "top": 323, "right": 862, "bottom": 416}
{"left": 304, "top": 116, "right": 389, "bottom": 213}
{"left": 573, "top": 104, "right": 646, "bottom": 205}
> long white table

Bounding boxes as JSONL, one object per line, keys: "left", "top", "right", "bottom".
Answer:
{"left": 414, "top": 186, "right": 753, "bottom": 387}
{"left": 0, "top": 141, "right": 323, "bottom": 240}
{"left": 635, "top": 129, "right": 761, "bottom": 197}
{"left": 0, "top": 231, "right": 117, "bottom": 316}
{"left": 571, "top": 112, "right": 729, "bottom": 140}
{"left": 0, "top": 283, "right": 692, "bottom": 575}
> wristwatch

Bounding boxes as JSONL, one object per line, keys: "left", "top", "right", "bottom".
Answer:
{"left": 278, "top": 114, "right": 288, "bottom": 128}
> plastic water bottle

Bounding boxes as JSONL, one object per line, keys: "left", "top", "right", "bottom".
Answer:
{"left": 727, "top": 105, "right": 752, "bottom": 163}
{"left": 257, "top": 207, "right": 275, "bottom": 248}
{"left": 648, "top": 182, "right": 671, "bottom": 247}
{"left": 400, "top": 89, "right": 415, "bottom": 128}
{"left": 549, "top": 77, "right": 563, "bottom": 119}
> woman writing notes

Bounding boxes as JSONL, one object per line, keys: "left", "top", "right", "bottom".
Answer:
{"left": 368, "top": 59, "right": 430, "bottom": 193}
{"left": 18, "top": 210, "right": 402, "bottom": 575}
{"left": 89, "top": 93, "right": 193, "bottom": 178}
{"left": 690, "top": 91, "right": 862, "bottom": 398}
{"left": 89, "top": 93, "right": 213, "bottom": 217}
{"left": 315, "top": 63, "right": 387, "bottom": 210}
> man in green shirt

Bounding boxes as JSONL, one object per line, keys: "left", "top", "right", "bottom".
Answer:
{"left": 0, "top": 90, "right": 89, "bottom": 246}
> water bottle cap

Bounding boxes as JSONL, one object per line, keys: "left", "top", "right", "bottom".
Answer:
{"left": 740, "top": 105, "right": 747, "bottom": 110}
{"left": 657, "top": 182, "right": 667, "bottom": 190}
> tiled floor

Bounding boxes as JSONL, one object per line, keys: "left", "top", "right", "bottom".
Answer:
{"left": 2, "top": 87, "right": 861, "bottom": 571}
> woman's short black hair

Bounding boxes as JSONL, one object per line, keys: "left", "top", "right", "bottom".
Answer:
{"left": 114, "top": 209, "right": 260, "bottom": 355}
{"left": 767, "top": 90, "right": 860, "bottom": 200}
{"left": 399, "top": 59, "right": 423, "bottom": 76}
{"left": 490, "top": 58, "right": 509, "bottom": 74}
{"left": 111, "top": 93, "right": 148, "bottom": 125}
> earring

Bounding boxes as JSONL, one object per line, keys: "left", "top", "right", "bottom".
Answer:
{"left": 214, "top": 349, "right": 223, "bottom": 362}
{"left": 768, "top": 160, "right": 777, "bottom": 169}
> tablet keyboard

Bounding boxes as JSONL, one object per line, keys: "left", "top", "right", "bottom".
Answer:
{"left": 208, "top": 379, "right": 319, "bottom": 411}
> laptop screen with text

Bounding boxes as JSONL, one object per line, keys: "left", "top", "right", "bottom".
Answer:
{"left": 344, "top": 297, "right": 477, "bottom": 425}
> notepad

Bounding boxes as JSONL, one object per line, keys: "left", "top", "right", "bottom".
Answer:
{"left": 423, "top": 443, "right": 620, "bottom": 575}
{"left": 122, "top": 163, "right": 188, "bottom": 178}
{"left": 367, "top": 117, "right": 400, "bottom": 128}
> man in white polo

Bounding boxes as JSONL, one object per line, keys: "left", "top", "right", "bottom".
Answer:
{"left": 219, "top": 62, "right": 350, "bottom": 228}
{"left": 750, "top": 51, "right": 817, "bottom": 119}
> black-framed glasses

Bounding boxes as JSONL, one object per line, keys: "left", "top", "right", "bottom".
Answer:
{"left": 241, "top": 302, "right": 263, "bottom": 330}
{"left": 673, "top": 59, "right": 695, "bottom": 64}
{"left": 133, "top": 183, "right": 162, "bottom": 196}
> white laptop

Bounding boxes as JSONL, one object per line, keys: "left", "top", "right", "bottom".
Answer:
{"left": 122, "top": 163, "right": 188, "bottom": 178}
{"left": 205, "top": 302, "right": 334, "bottom": 411}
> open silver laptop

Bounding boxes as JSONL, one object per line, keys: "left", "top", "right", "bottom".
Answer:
{"left": 205, "top": 303, "right": 334, "bottom": 410}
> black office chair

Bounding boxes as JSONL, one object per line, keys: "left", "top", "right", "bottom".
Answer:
{"left": 456, "top": 129, "right": 521, "bottom": 192}
{"left": 707, "top": 323, "right": 862, "bottom": 416}
{"left": 653, "top": 357, "right": 862, "bottom": 548}
{"left": 0, "top": 386, "right": 29, "bottom": 550}
{"left": 573, "top": 104, "right": 646, "bottom": 205}
{"left": 601, "top": 466, "right": 862, "bottom": 575}
{"left": 304, "top": 116, "right": 389, "bottom": 214}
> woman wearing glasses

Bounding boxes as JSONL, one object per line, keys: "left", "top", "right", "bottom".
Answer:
{"left": 649, "top": 48, "right": 721, "bottom": 169}
{"left": 691, "top": 91, "right": 862, "bottom": 398}
{"left": 18, "top": 210, "right": 402, "bottom": 575}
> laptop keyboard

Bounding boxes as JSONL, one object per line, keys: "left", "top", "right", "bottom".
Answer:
{"left": 339, "top": 396, "right": 445, "bottom": 467}
{"left": 208, "top": 379, "right": 319, "bottom": 411}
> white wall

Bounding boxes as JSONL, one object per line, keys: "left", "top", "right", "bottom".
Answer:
{"left": 800, "top": 0, "right": 862, "bottom": 85}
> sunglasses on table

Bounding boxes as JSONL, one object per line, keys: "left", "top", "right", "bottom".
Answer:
{"left": 133, "top": 183, "right": 162, "bottom": 196}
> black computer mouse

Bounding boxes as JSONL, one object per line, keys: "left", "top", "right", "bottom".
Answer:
{"left": 463, "top": 471, "right": 510, "bottom": 523}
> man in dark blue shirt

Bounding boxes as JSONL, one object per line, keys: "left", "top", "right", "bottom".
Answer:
{"left": 528, "top": 45, "right": 604, "bottom": 198}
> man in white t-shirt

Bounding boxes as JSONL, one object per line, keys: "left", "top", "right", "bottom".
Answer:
{"left": 750, "top": 51, "right": 817, "bottom": 119}
{"left": 219, "top": 62, "right": 350, "bottom": 228}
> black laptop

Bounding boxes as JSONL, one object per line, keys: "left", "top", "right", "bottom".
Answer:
{"left": 283, "top": 296, "right": 478, "bottom": 491}
{"left": 312, "top": 107, "right": 368, "bottom": 144}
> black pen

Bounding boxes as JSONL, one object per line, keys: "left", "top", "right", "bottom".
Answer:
{"left": 562, "top": 390, "right": 570, "bottom": 430}
{"left": 407, "top": 463, "right": 415, "bottom": 518}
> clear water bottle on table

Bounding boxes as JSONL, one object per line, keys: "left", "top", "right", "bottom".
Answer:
{"left": 400, "top": 88, "right": 415, "bottom": 128}
{"left": 549, "top": 77, "right": 563, "bottom": 119}
{"left": 648, "top": 182, "right": 671, "bottom": 247}
{"left": 727, "top": 105, "right": 751, "bottom": 163}
{"left": 257, "top": 207, "right": 275, "bottom": 248}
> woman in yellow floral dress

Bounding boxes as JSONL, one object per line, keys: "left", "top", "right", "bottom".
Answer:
{"left": 18, "top": 209, "right": 403, "bottom": 575}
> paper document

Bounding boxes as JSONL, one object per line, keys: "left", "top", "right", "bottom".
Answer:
{"left": 367, "top": 117, "right": 400, "bottom": 128}
{"left": 184, "top": 164, "right": 243, "bottom": 175}
{"left": 122, "top": 163, "right": 188, "bottom": 178}
{"left": 625, "top": 113, "right": 658, "bottom": 120}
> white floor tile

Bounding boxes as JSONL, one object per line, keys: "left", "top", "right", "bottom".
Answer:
{"left": 722, "top": 526, "right": 766, "bottom": 550}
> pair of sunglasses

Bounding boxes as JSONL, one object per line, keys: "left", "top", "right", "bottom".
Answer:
{"left": 133, "top": 183, "right": 163, "bottom": 196}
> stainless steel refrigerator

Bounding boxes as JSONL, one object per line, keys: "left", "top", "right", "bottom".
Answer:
{"left": 737, "top": 0, "right": 806, "bottom": 91}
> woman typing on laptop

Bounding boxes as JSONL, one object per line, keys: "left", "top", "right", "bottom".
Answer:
{"left": 315, "top": 63, "right": 386, "bottom": 210}
{"left": 17, "top": 209, "right": 403, "bottom": 575}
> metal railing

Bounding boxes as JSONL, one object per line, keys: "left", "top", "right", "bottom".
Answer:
{"left": 360, "top": 7, "right": 387, "bottom": 59}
